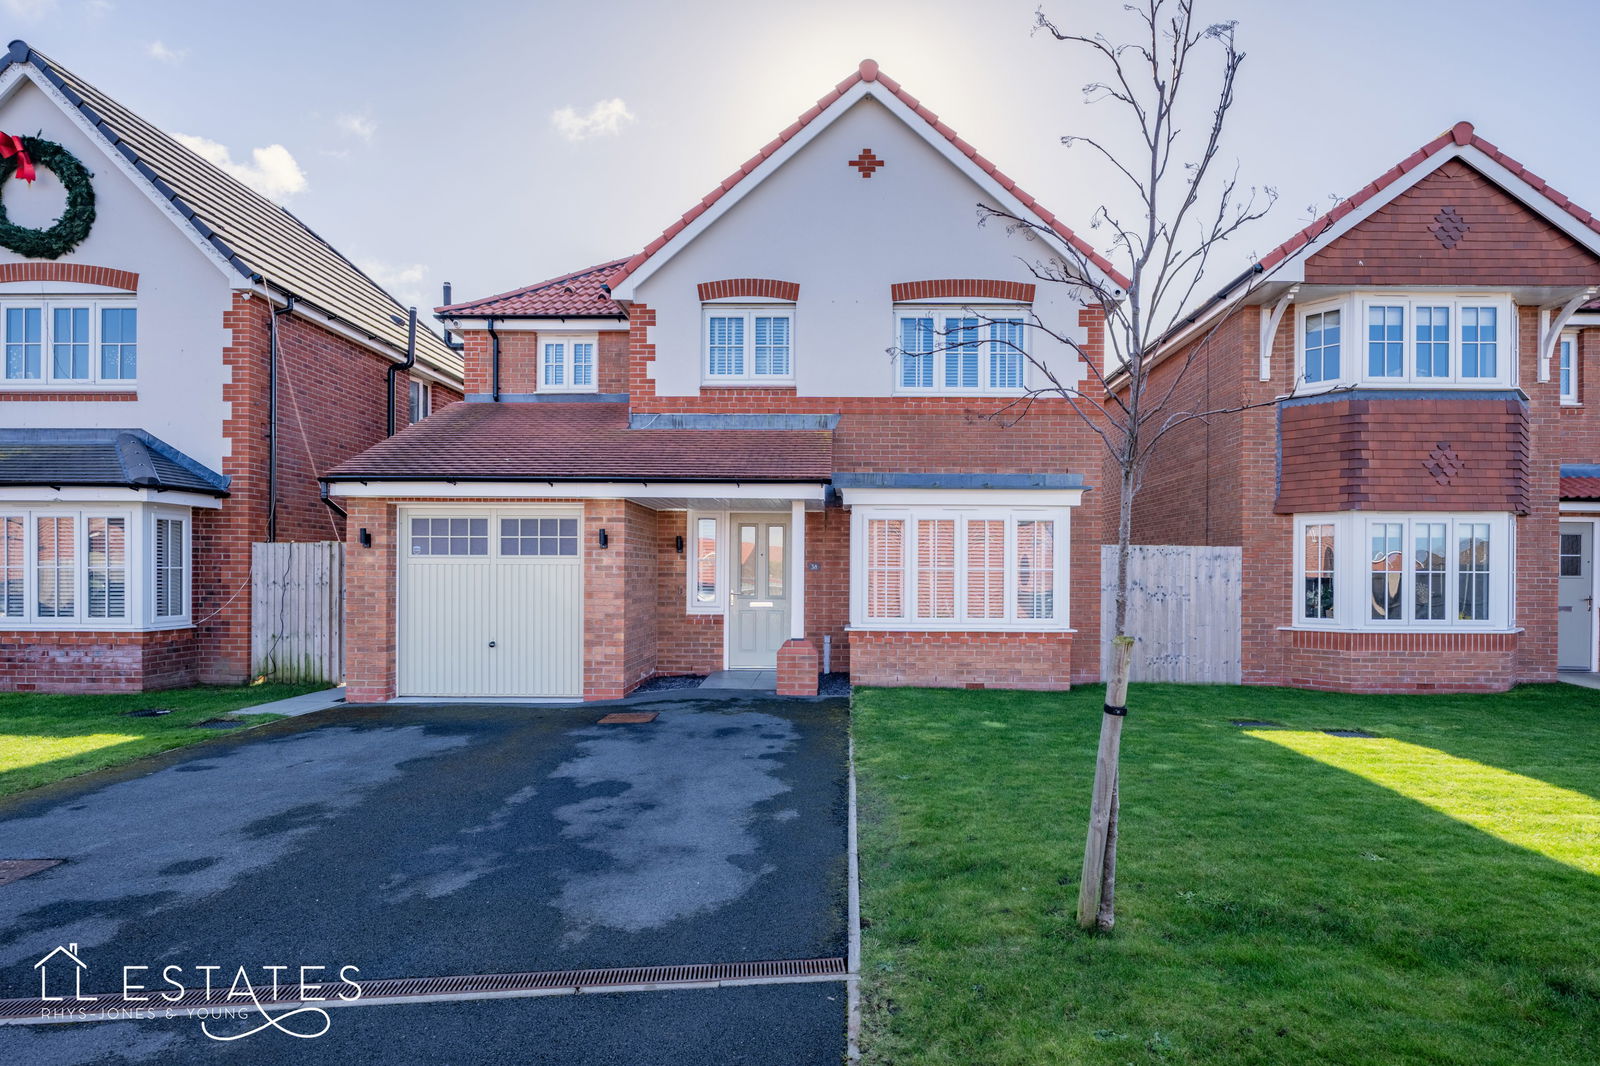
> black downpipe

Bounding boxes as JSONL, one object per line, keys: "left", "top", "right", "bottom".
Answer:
{"left": 487, "top": 317, "right": 501, "bottom": 402}
{"left": 266, "top": 293, "right": 297, "bottom": 543}
{"left": 386, "top": 307, "right": 418, "bottom": 436}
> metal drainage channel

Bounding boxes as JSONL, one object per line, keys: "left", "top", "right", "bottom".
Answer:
{"left": 0, "top": 957, "right": 850, "bottom": 1024}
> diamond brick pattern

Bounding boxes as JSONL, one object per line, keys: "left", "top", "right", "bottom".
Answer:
{"left": 848, "top": 149, "right": 885, "bottom": 178}
{"left": 1430, "top": 206, "right": 1470, "bottom": 249}
{"left": 1423, "top": 441, "right": 1465, "bottom": 484}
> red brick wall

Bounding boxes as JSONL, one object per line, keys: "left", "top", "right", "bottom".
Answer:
{"left": 0, "top": 628, "right": 197, "bottom": 693}
{"left": 458, "top": 327, "right": 629, "bottom": 396}
{"left": 654, "top": 511, "right": 725, "bottom": 675}
{"left": 1271, "top": 629, "right": 1520, "bottom": 693}
{"left": 342, "top": 498, "right": 397, "bottom": 703}
{"left": 1305, "top": 161, "right": 1600, "bottom": 287}
{"left": 1275, "top": 394, "right": 1530, "bottom": 514}
{"left": 848, "top": 630, "right": 1073, "bottom": 690}
{"left": 582, "top": 499, "right": 658, "bottom": 699}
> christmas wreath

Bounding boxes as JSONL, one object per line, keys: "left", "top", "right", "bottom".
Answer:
{"left": 0, "top": 133, "right": 95, "bottom": 260}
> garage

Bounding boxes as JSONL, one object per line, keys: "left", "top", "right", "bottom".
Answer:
{"left": 397, "top": 507, "right": 583, "bottom": 698}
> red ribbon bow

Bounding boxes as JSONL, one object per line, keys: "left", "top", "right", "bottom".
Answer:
{"left": 0, "top": 133, "right": 35, "bottom": 183}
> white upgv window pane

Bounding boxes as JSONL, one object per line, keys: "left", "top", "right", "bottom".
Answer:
{"left": 155, "top": 517, "right": 185, "bottom": 618}
{"left": 899, "top": 317, "right": 934, "bottom": 389}
{"left": 965, "top": 519, "right": 1006, "bottom": 619}
{"left": 1302, "top": 522, "right": 1335, "bottom": 620}
{"left": 1458, "top": 523, "right": 1491, "bottom": 620}
{"left": 914, "top": 519, "right": 956, "bottom": 620}
{"left": 1304, "top": 309, "right": 1341, "bottom": 384}
{"left": 1415, "top": 306, "right": 1449, "bottom": 378}
{"left": 5, "top": 307, "right": 40, "bottom": 379}
{"left": 86, "top": 516, "right": 127, "bottom": 619}
{"left": 1369, "top": 522, "right": 1403, "bottom": 621}
{"left": 1015, "top": 520, "right": 1055, "bottom": 621}
{"left": 694, "top": 517, "right": 718, "bottom": 605}
{"left": 411, "top": 516, "right": 488, "bottom": 556}
{"left": 100, "top": 307, "right": 137, "bottom": 380}
{"left": 944, "top": 317, "right": 980, "bottom": 390}
{"left": 36, "top": 515, "right": 75, "bottom": 618}
{"left": 1560, "top": 337, "right": 1577, "bottom": 400}
{"left": 865, "top": 519, "right": 905, "bottom": 619}
{"left": 1413, "top": 522, "right": 1447, "bottom": 621}
{"left": 754, "top": 316, "right": 790, "bottom": 377}
{"left": 707, "top": 316, "right": 744, "bottom": 376}
{"left": 543, "top": 342, "right": 566, "bottom": 387}
{"left": 500, "top": 517, "right": 578, "bottom": 556}
{"left": 988, "top": 320, "right": 1024, "bottom": 389}
{"left": 52, "top": 306, "right": 89, "bottom": 379}
{"left": 572, "top": 342, "right": 595, "bottom": 386}
{"left": 409, "top": 379, "right": 429, "bottom": 423}
{"left": 1367, "top": 305, "right": 1404, "bottom": 378}
{"left": 1461, "top": 307, "right": 1497, "bottom": 378}
{"left": 0, "top": 515, "right": 22, "bottom": 616}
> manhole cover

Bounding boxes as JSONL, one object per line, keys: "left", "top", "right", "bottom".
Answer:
{"left": 1322, "top": 728, "right": 1378, "bottom": 738}
{"left": 1231, "top": 719, "right": 1283, "bottom": 728}
{"left": 193, "top": 719, "right": 245, "bottom": 730}
{"left": 0, "top": 860, "right": 63, "bottom": 887}
{"left": 598, "top": 712, "right": 659, "bottom": 724}
{"left": 125, "top": 708, "right": 173, "bottom": 718}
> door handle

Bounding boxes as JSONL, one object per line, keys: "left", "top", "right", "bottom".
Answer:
{"left": 488, "top": 641, "right": 497, "bottom": 648}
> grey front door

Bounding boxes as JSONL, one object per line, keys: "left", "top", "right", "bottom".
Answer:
{"left": 728, "top": 514, "right": 788, "bottom": 669}
{"left": 1559, "top": 521, "right": 1594, "bottom": 670}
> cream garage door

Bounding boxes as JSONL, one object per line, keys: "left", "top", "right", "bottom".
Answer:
{"left": 398, "top": 510, "right": 583, "bottom": 698}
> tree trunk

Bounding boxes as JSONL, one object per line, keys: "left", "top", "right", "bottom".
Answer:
{"left": 1078, "top": 468, "right": 1136, "bottom": 931}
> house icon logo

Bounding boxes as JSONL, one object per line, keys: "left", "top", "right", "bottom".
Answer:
{"left": 35, "top": 943, "right": 91, "bottom": 1002}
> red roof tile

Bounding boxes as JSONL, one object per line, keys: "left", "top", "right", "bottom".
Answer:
{"left": 1561, "top": 476, "right": 1600, "bottom": 500}
{"left": 437, "top": 260, "right": 629, "bottom": 317}
{"left": 1257, "top": 121, "right": 1600, "bottom": 273}
{"left": 323, "top": 401, "right": 832, "bottom": 482}
{"left": 605, "top": 59, "right": 1130, "bottom": 294}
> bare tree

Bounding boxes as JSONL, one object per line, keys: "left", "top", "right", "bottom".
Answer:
{"left": 892, "top": 1, "right": 1330, "bottom": 931}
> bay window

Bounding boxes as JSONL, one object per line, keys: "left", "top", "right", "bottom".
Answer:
{"left": 1293, "top": 512, "right": 1510, "bottom": 629}
{"left": 853, "top": 507, "right": 1067, "bottom": 628}
{"left": 703, "top": 307, "right": 794, "bottom": 384}
{"left": 538, "top": 334, "right": 598, "bottom": 393}
{"left": 2, "top": 299, "right": 137, "bottom": 384}
{"left": 1297, "top": 294, "right": 1512, "bottom": 389}
{"left": 895, "top": 308, "right": 1027, "bottom": 393}
{"left": 0, "top": 506, "right": 187, "bottom": 628}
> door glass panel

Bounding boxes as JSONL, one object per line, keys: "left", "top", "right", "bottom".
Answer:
{"left": 767, "top": 525, "right": 785, "bottom": 597}
{"left": 1560, "top": 533, "right": 1584, "bottom": 576}
{"left": 737, "top": 524, "right": 757, "bottom": 596}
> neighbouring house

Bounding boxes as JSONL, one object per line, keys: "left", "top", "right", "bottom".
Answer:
{"left": 0, "top": 40, "right": 464, "bottom": 693}
{"left": 1125, "top": 120, "right": 1600, "bottom": 692}
{"left": 325, "top": 60, "right": 1123, "bottom": 702}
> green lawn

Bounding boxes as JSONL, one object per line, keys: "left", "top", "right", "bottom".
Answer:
{"left": 854, "top": 683, "right": 1600, "bottom": 1065}
{"left": 0, "top": 683, "right": 324, "bottom": 799}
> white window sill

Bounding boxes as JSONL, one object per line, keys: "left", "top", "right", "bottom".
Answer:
{"left": 0, "top": 620, "right": 194, "bottom": 633}
{"left": 1277, "top": 624, "right": 1521, "bottom": 635}
{"left": 848, "top": 623, "right": 1075, "bottom": 634}
{"left": 700, "top": 379, "right": 796, "bottom": 388}
{"left": 0, "top": 382, "right": 138, "bottom": 390}
{"left": 1561, "top": 400, "right": 1582, "bottom": 408}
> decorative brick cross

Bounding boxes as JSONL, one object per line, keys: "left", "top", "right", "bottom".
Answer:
{"left": 848, "top": 149, "right": 885, "bottom": 178}
{"left": 1424, "top": 441, "right": 1465, "bottom": 485}
{"left": 1430, "top": 206, "right": 1469, "bottom": 249}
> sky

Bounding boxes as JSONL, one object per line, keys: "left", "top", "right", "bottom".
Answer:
{"left": 4, "top": 0, "right": 1597, "bottom": 318}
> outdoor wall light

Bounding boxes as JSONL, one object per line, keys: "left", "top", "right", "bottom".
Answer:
{"left": 675, "top": 535, "right": 684, "bottom": 554}
{"left": 358, "top": 528, "right": 372, "bottom": 547}
{"left": 598, "top": 528, "right": 609, "bottom": 549}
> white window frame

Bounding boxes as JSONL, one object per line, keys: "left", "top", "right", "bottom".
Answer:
{"left": 1290, "top": 511, "right": 1513, "bottom": 632}
{"left": 408, "top": 379, "right": 432, "bottom": 422}
{"left": 536, "top": 333, "right": 599, "bottom": 394}
{"left": 0, "top": 503, "right": 189, "bottom": 630}
{"left": 1294, "top": 293, "right": 1516, "bottom": 392}
{"left": 849, "top": 504, "right": 1070, "bottom": 631}
{"left": 2, "top": 297, "right": 138, "bottom": 387}
{"left": 892, "top": 305, "right": 1030, "bottom": 395}
{"left": 1559, "top": 331, "right": 1579, "bottom": 405}
{"left": 684, "top": 509, "right": 726, "bottom": 613}
{"left": 401, "top": 506, "right": 583, "bottom": 563}
{"left": 700, "top": 306, "right": 795, "bottom": 385}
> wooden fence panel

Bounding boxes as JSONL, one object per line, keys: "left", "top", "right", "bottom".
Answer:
{"left": 251, "top": 541, "right": 344, "bottom": 684}
{"left": 1100, "top": 545, "right": 1242, "bottom": 683}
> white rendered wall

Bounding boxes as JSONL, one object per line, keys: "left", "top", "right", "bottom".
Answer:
{"left": 634, "top": 96, "right": 1092, "bottom": 398}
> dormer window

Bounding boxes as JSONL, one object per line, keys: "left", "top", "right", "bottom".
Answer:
{"left": 1297, "top": 294, "right": 1511, "bottom": 390}
{"left": 702, "top": 306, "right": 794, "bottom": 384}
{"left": 3, "top": 299, "right": 137, "bottom": 384}
{"left": 538, "top": 333, "right": 597, "bottom": 393}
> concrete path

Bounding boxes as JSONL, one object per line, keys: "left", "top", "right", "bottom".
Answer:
{"left": 232, "top": 687, "right": 344, "bottom": 716}
{"left": 0, "top": 695, "right": 849, "bottom": 1064}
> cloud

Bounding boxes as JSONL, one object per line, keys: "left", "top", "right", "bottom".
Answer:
{"left": 174, "top": 134, "right": 307, "bottom": 200}
{"left": 3, "top": 0, "right": 58, "bottom": 20}
{"left": 550, "top": 98, "right": 635, "bottom": 142}
{"left": 335, "top": 113, "right": 376, "bottom": 143}
{"left": 357, "top": 259, "right": 428, "bottom": 311}
{"left": 84, "top": 0, "right": 112, "bottom": 18}
{"left": 146, "top": 40, "right": 187, "bottom": 63}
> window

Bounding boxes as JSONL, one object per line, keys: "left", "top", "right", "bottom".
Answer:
{"left": 499, "top": 517, "right": 578, "bottom": 556}
{"left": 1298, "top": 294, "right": 1512, "bottom": 388}
{"left": 539, "top": 334, "right": 598, "bottom": 393}
{"left": 703, "top": 308, "right": 793, "bottom": 383}
{"left": 0, "top": 507, "right": 187, "bottom": 628}
{"left": 1293, "top": 512, "right": 1510, "bottom": 629}
{"left": 409, "top": 517, "right": 488, "bottom": 556}
{"left": 895, "top": 309, "right": 1029, "bottom": 393}
{"left": 855, "top": 508, "right": 1068, "bottom": 628}
{"left": 408, "top": 379, "right": 431, "bottom": 423}
{"left": 1560, "top": 333, "right": 1579, "bottom": 404}
{"left": 1560, "top": 532, "right": 1584, "bottom": 577}
{"left": 692, "top": 515, "right": 720, "bottom": 608}
{"left": 0, "top": 300, "right": 135, "bottom": 385}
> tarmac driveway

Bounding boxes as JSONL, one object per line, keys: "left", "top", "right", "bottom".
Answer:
{"left": 0, "top": 693, "right": 850, "bottom": 1064}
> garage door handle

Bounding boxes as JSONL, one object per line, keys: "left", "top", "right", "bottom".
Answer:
{"left": 488, "top": 641, "right": 497, "bottom": 648}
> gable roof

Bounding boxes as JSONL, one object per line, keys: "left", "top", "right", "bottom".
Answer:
{"left": 437, "top": 259, "right": 628, "bottom": 318}
{"left": 605, "top": 59, "right": 1130, "bottom": 297}
{"left": 0, "top": 40, "right": 462, "bottom": 382}
{"left": 1258, "top": 121, "right": 1600, "bottom": 276}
